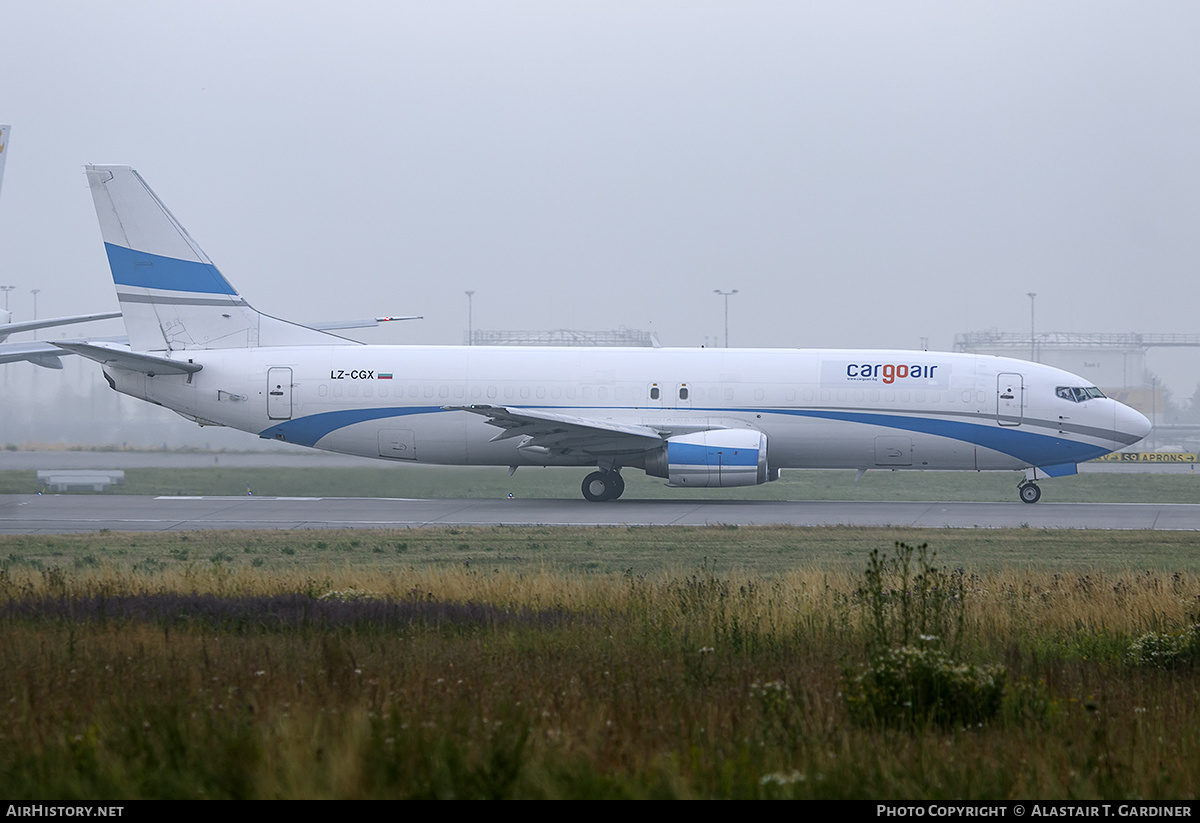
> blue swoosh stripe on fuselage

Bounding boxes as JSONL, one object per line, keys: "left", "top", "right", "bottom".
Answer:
{"left": 260, "top": 407, "right": 444, "bottom": 447}
{"left": 259, "top": 405, "right": 1111, "bottom": 465}
{"left": 750, "top": 408, "right": 1110, "bottom": 465}
{"left": 106, "top": 243, "right": 238, "bottom": 296}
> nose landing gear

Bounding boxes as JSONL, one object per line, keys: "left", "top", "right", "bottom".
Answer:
{"left": 582, "top": 470, "right": 625, "bottom": 502}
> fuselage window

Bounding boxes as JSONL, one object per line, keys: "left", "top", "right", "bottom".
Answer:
{"left": 520, "top": 386, "right": 530, "bottom": 399}
{"left": 754, "top": 388, "right": 765, "bottom": 401}
{"left": 650, "top": 386, "right": 660, "bottom": 400}
{"left": 724, "top": 388, "right": 734, "bottom": 401}
{"left": 679, "top": 387, "right": 689, "bottom": 401}
{"left": 318, "top": 384, "right": 328, "bottom": 397}
{"left": 424, "top": 386, "right": 434, "bottom": 398}
{"left": 504, "top": 387, "right": 515, "bottom": 399}
{"left": 487, "top": 386, "right": 497, "bottom": 399}
{"left": 598, "top": 386, "right": 608, "bottom": 400}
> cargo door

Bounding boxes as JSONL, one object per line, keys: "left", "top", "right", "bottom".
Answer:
{"left": 997, "top": 373, "right": 1024, "bottom": 427}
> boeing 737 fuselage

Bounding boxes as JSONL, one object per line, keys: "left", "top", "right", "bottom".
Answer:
{"left": 62, "top": 166, "right": 1152, "bottom": 503}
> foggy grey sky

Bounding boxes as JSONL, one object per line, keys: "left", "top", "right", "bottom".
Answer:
{"left": 2, "top": 2, "right": 1199, "bottom": 390}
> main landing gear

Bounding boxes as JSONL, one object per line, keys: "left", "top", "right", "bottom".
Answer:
{"left": 582, "top": 470, "right": 625, "bottom": 502}
{"left": 1018, "top": 480, "right": 1042, "bottom": 504}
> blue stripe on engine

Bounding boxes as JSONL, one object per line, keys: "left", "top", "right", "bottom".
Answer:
{"left": 106, "top": 243, "right": 238, "bottom": 296}
{"left": 668, "top": 442, "right": 759, "bottom": 466}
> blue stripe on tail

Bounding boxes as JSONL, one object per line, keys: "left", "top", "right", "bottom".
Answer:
{"left": 105, "top": 243, "right": 238, "bottom": 296}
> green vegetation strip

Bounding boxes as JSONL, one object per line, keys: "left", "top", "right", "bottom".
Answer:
{"left": 4, "top": 525, "right": 1200, "bottom": 575}
{"left": 2, "top": 528, "right": 1198, "bottom": 799}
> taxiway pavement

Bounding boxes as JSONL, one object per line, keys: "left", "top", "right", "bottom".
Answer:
{"left": 3, "top": 494, "right": 1199, "bottom": 534}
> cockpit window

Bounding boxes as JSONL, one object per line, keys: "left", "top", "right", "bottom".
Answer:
{"left": 1056, "top": 386, "right": 1106, "bottom": 403}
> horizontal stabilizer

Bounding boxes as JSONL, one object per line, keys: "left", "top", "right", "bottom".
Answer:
{"left": 53, "top": 342, "right": 202, "bottom": 376}
{"left": 0, "top": 341, "right": 66, "bottom": 368}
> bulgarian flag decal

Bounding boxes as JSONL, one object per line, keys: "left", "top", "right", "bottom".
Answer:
{"left": 378, "top": 372, "right": 393, "bottom": 380}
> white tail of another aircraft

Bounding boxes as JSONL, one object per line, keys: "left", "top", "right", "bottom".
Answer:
{"left": 0, "top": 125, "right": 10, "bottom": 199}
{"left": 84, "top": 165, "right": 353, "bottom": 352}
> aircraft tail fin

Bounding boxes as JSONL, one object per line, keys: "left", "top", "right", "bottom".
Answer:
{"left": 85, "top": 165, "right": 352, "bottom": 352}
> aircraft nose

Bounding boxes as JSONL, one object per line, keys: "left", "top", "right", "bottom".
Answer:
{"left": 1116, "top": 401, "right": 1152, "bottom": 445}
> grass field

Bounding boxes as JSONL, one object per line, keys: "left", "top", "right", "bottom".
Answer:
{"left": 1, "top": 462, "right": 1198, "bottom": 503}
{"left": 2, "top": 525, "right": 1199, "bottom": 799}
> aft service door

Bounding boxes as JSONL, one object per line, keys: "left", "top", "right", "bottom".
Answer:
{"left": 267, "top": 368, "right": 293, "bottom": 420}
{"left": 996, "top": 373, "right": 1023, "bottom": 427}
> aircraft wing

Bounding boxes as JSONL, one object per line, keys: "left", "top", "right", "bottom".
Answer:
{"left": 306, "top": 316, "right": 423, "bottom": 331}
{"left": 445, "top": 405, "right": 665, "bottom": 456}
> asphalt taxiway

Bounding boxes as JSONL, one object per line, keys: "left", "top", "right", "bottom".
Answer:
{"left": 3, "top": 493, "right": 1200, "bottom": 534}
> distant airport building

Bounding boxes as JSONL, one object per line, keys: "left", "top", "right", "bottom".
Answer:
{"left": 467, "top": 327, "right": 658, "bottom": 347}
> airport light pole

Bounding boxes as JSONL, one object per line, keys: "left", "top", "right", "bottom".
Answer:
{"left": 464, "top": 290, "right": 475, "bottom": 346}
{"left": 1, "top": 285, "right": 13, "bottom": 311}
{"left": 714, "top": 289, "right": 738, "bottom": 348}
{"left": 30, "top": 288, "right": 39, "bottom": 339}
{"left": 1027, "top": 292, "right": 1037, "bottom": 362}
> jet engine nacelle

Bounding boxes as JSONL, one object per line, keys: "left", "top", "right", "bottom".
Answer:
{"left": 645, "top": 429, "right": 774, "bottom": 487}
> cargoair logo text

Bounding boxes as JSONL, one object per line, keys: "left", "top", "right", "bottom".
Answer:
{"left": 846, "top": 363, "right": 938, "bottom": 384}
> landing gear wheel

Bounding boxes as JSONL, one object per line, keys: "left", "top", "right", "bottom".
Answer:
{"left": 581, "top": 470, "right": 625, "bottom": 502}
{"left": 582, "top": 471, "right": 611, "bottom": 502}
{"left": 1019, "top": 482, "right": 1042, "bottom": 504}
{"left": 605, "top": 472, "right": 625, "bottom": 501}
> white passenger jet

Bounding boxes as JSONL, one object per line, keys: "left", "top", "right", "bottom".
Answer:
{"left": 58, "top": 165, "right": 1151, "bottom": 503}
